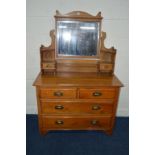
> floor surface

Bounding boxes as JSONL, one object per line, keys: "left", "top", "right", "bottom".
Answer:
{"left": 26, "top": 115, "right": 129, "bottom": 155}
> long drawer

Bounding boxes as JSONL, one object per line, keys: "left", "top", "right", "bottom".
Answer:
{"left": 79, "top": 88, "right": 116, "bottom": 99}
{"left": 40, "top": 101, "right": 113, "bottom": 114}
{"left": 41, "top": 115, "right": 112, "bottom": 130}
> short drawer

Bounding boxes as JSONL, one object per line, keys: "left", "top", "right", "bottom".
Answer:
{"left": 42, "top": 63, "right": 55, "bottom": 69}
{"left": 40, "top": 88, "right": 77, "bottom": 99}
{"left": 40, "top": 101, "right": 113, "bottom": 114}
{"left": 100, "top": 63, "right": 113, "bottom": 71}
{"left": 42, "top": 115, "right": 112, "bottom": 129}
{"left": 79, "top": 88, "right": 116, "bottom": 99}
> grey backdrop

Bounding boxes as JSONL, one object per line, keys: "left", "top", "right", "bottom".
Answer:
{"left": 26, "top": 0, "right": 129, "bottom": 116}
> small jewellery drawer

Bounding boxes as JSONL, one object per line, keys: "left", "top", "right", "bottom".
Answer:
{"left": 42, "top": 63, "right": 55, "bottom": 69}
{"left": 99, "top": 63, "right": 113, "bottom": 71}
{"left": 40, "top": 88, "right": 77, "bottom": 99}
{"left": 42, "top": 115, "right": 112, "bottom": 129}
{"left": 40, "top": 101, "right": 113, "bottom": 114}
{"left": 79, "top": 88, "right": 115, "bottom": 99}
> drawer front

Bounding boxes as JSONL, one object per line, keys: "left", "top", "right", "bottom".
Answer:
{"left": 100, "top": 63, "right": 113, "bottom": 71}
{"left": 40, "top": 88, "right": 77, "bottom": 99}
{"left": 41, "top": 101, "right": 113, "bottom": 114}
{"left": 42, "top": 115, "right": 112, "bottom": 129}
{"left": 79, "top": 88, "right": 115, "bottom": 99}
{"left": 42, "top": 63, "right": 55, "bottom": 69}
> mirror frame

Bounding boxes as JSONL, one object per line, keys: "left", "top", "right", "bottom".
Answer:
{"left": 54, "top": 11, "right": 102, "bottom": 60}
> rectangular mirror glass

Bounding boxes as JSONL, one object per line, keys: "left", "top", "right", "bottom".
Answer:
{"left": 56, "top": 21, "right": 100, "bottom": 57}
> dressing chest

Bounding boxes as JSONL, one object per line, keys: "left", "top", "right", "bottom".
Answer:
{"left": 33, "top": 10, "right": 123, "bottom": 135}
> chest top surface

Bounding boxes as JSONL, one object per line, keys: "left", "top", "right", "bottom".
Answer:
{"left": 33, "top": 72, "right": 123, "bottom": 87}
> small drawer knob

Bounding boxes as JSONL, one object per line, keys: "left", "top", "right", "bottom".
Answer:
{"left": 55, "top": 105, "right": 64, "bottom": 110}
{"left": 55, "top": 120, "right": 64, "bottom": 125}
{"left": 91, "top": 120, "right": 98, "bottom": 125}
{"left": 92, "top": 105, "right": 101, "bottom": 110}
{"left": 54, "top": 92, "right": 63, "bottom": 97}
{"left": 92, "top": 92, "right": 102, "bottom": 97}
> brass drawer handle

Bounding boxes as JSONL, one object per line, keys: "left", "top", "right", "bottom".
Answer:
{"left": 91, "top": 120, "right": 98, "bottom": 125}
{"left": 55, "top": 105, "right": 64, "bottom": 110}
{"left": 54, "top": 92, "right": 63, "bottom": 97}
{"left": 92, "top": 92, "right": 102, "bottom": 97}
{"left": 55, "top": 120, "right": 64, "bottom": 125}
{"left": 92, "top": 105, "right": 101, "bottom": 110}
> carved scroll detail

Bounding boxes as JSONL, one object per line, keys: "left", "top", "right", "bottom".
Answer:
{"left": 99, "top": 31, "right": 116, "bottom": 74}
{"left": 40, "top": 29, "right": 56, "bottom": 74}
{"left": 40, "top": 29, "right": 55, "bottom": 51}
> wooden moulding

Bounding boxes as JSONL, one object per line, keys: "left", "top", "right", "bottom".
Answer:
{"left": 40, "top": 10, "right": 116, "bottom": 75}
{"left": 54, "top": 10, "right": 103, "bottom": 20}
